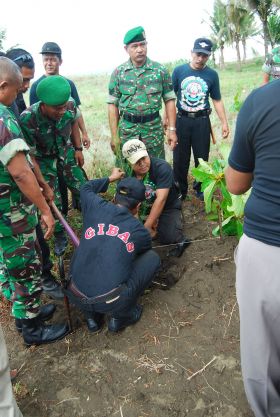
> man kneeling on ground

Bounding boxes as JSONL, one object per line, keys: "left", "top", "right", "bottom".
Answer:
{"left": 65, "top": 168, "right": 161, "bottom": 333}
{"left": 122, "top": 139, "right": 190, "bottom": 257}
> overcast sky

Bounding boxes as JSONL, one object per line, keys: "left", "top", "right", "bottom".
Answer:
{"left": 3, "top": 0, "right": 263, "bottom": 77}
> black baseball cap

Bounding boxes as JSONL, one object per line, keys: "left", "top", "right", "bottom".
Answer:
{"left": 40, "top": 42, "right": 62, "bottom": 55}
{"left": 192, "top": 38, "right": 213, "bottom": 55}
{"left": 116, "top": 177, "right": 146, "bottom": 203}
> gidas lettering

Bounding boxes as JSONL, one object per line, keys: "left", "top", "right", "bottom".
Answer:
{"left": 84, "top": 223, "right": 134, "bottom": 253}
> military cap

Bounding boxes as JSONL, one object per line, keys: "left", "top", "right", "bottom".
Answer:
{"left": 116, "top": 177, "right": 146, "bottom": 202}
{"left": 40, "top": 42, "right": 62, "bottom": 55}
{"left": 122, "top": 139, "right": 148, "bottom": 165}
{"left": 192, "top": 38, "right": 213, "bottom": 55}
{"left": 124, "top": 26, "right": 146, "bottom": 45}
{"left": 36, "top": 75, "right": 70, "bottom": 106}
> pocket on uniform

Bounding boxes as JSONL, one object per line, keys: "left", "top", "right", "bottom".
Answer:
{"left": 145, "top": 84, "right": 163, "bottom": 106}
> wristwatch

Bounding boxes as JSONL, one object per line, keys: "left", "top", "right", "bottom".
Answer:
{"left": 74, "top": 146, "right": 83, "bottom": 151}
{"left": 167, "top": 127, "right": 176, "bottom": 131}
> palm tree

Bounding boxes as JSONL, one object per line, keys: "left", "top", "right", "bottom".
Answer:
{"left": 246, "top": 0, "right": 274, "bottom": 54}
{"left": 206, "top": 0, "right": 230, "bottom": 69}
{"left": 227, "top": 0, "right": 249, "bottom": 70}
{"left": 240, "top": 12, "right": 260, "bottom": 61}
{"left": 0, "top": 28, "right": 6, "bottom": 52}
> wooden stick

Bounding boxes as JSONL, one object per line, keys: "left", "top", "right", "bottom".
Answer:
{"left": 187, "top": 356, "right": 217, "bottom": 381}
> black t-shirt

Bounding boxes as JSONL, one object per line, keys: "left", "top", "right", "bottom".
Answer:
{"left": 70, "top": 178, "right": 152, "bottom": 296}
{"left": 29, "top": 75, "right": 81, "bottom": 106}
{"left": 141, "top": 157, "right": 180, "bottom": 210}
{"left": 172, "top": 64, "right": 221, "bottom": 112}
{"left": 228, "top": 79, "right": 280, "bottom": 246}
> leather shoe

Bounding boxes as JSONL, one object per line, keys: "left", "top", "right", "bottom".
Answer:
{"left": 54, "top": 231, "right": 68, "bottom": 256}
{"left": 108, "top": 305, "right": 143, "bottom": 333}
{"left": 168, "top": 237, "right": 191, "bottom": 258}
{"left": 41, "top": 272, "right": 64, "bottom": 300}
{"left": 15, "top": 304, "right": 56, "bottom": 333}
{"left": 85, "top": 313, "right": 104, "bottom": 333}
{"left": 22, "top": 318, "right": 69, "bottom": 346}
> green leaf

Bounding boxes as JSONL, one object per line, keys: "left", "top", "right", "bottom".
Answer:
{"left": 204, "top": 181, "right": 217, "bottom": 213}
{"left": 191, "top": 168, "right": 213, "bottom": 183}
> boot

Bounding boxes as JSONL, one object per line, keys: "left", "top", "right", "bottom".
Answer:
{"left": 15, "top": 304, "right": 56, "bottom": 333}
{"left": 54, "top": 231, "right": 68, "bottom": 256}
{"left": 41, "top": 272, "right": 64, "bottom": 300}
{"left": 22, "top": 317, "right": 69, "bottom": 346}
{"left": 168, "top": 237, "right": 191, "bottom": 258}
{"left": 85, "top": 312, "right": 104, "bottom": 334}
{"left": 108, "top": 304, "right": 143, "bottom": 333}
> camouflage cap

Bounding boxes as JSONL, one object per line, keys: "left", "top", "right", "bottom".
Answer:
{"left": 124, "top": 26, "right": 146, "bottom": 45}
{"left": 40, "top": 42, "right": 62, "bottom": 55}
{"left": 122, "top": 139, "right": 148, "bottom": 165}
{"left": 36, "top": 75, "right": 70, "bottom": 106}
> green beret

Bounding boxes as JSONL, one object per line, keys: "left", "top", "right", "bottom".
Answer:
{"left": 124, "top": 26, "right": 146, "bottom": 45}
{"left": 36, "top": 75, "right": 71, "bottom": 106}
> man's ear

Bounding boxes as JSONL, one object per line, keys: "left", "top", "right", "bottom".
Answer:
{"left": 0, "top": 80, "right": 8, "bottom": 90}
{"left": 124, "top": 45, "right": 128, "bottom": 54}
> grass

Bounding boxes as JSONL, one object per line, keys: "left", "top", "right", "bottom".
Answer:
{"left": 72, "top": 57, "right": 263, "bottom": 176}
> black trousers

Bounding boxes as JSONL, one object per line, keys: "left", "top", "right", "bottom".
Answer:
{"left": 173, "top": 114, "right": 211, "bottom": 196}
{"left": 67, "top": 250, "right": 160, "bottom": 318}
{"left": 158, "top": 199, "right": 184, "bottom": 244}
{"left": 36, "top": 223, "right": 53, "bottom": 275}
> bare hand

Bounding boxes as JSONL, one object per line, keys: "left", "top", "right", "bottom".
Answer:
{"left": 166, "top": 131, "right": 178, "bottom": 150}
{"left": 144, "top": 221, "right": 158, "bottom": 239}
{"left": 75, "top": 150, "right": 84, "bottom": 167}
{"left": 110, "top": 140, "right": 120, "bottom": 155}
{"left": 82, "top": 136, "right": 91, "bottom": 149}
{"left": 222, "top": 123, "right": 229, "bottom": 138}
{"left": 40, "top": 210, "right": 55, "bottom": 240}
{"left": 109, "top": 167, "right": 125, "bottom": 183}
{"left": 41, "top": 183, "right": 54, "bottom": 203}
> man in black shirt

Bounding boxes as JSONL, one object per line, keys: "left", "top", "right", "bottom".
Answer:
{"left": 226, "top": 80, "right": 280, "bottom": 416}
{"left": 66, "top": 169, "right": 160, "bottom": 333}
{"left": 122, "top": 139, "right": 190, "bottom": 257}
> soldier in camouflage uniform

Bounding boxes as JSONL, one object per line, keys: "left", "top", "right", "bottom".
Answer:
{"left": 0, "top": 57, "right": 69, "bottom": 345}
{"left": 20, "top": 76, "right": 87, "bottom": 256}
{"left": 262, "top": 46, "right": 280, "bottom": 84}
{"left": 107, "top": 26, "right": 178, "bottom": 165}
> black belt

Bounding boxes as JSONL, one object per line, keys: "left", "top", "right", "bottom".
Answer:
{"left": 122, "top": 111, "right": 159, "bottom": 123}
{"left": 67, "top": 281, "right": 126, "bottom": 305}
{"left": 178, "top": 109, "right": 211, "bottom": 118}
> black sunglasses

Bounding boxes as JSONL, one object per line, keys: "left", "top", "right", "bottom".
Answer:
{"left": 13, "top": 54, "right": 33, "bottom": 63}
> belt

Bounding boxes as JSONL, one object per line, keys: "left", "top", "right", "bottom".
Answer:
{"left": 67, "top": 281, "right": 126, "bottom": 305}
{"left": 178, "top": 109, "right": 211, "bottom": 118}
{"left": 122, "top": 111, "right": 159, "bottom": 123}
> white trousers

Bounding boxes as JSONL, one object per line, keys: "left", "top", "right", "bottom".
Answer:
{"left": 0, "top": 325, "right": 23, "bottom": 417}
{"left": 235, "top": 234, "right": 280, "bottom": 417}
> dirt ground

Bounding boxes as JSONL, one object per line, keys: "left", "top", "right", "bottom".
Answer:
{"left": 2, "top": 196, "right": 254, "bottom": 417}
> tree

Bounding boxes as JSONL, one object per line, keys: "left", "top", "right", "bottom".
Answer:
{"left": 240, "top": 11, "right": 260, "bottom": 61}
{"left": 268, "top": 13, "right": 280, "bottom": 46}
{"left": 246, "top": 0, "right": 274, "bottom": 54}
{"left": 206, "top": 0, "right": 230, "bottom": 69}
{"left": 227, "top": 0, "right": 249, "bottom": 70}
{"left": 0, "top": 28, "right": 6, "bottom": 52}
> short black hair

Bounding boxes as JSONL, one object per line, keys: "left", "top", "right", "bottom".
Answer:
{"left": 114, "top": 194, "right": 140, "bottom": 210}
{"left": 6, "top": 48, "right": 34, "bottom": 69}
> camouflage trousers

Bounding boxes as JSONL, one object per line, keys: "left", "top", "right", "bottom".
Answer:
{"left": 0, "top": 229, "right": 42, "bottom": 319}
{"left": 37, "top": 145, "right": 87, "bottom": 233}
{"left": 118, "top": 116, "right": 165, "bottom": 162}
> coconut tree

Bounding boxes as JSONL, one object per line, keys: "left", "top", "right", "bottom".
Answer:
{"left": 268, "top": 13, "right": 280, "bottom": 46}
{"left": 0, "top": 28, "right": 6, "bottom": 52}
{"left": 227, "top": 0, "right": 249, "bottom": 70}
{"left": 246, "top": 0, "right": 274, "bottom": 54}
{"left": 240, "top": 12, "right": 260, "bottom": 61}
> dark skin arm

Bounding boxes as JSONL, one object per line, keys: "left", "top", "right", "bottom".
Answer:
{"left": 225, "top": 166, "right": 253, "bottom": 195}
{"left": 71, "top": 119, "right": 84, "bottom": 167}
{"left": 7, "top": 152, "right": 55, "bottom": 239}
{"left": 108, "top": 103, "right": 120, "bottom": 154}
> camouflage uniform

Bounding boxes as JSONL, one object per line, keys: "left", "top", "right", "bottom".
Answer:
{"left": 262, "top": 54, "right": 280, "bottom": 80}
{"left": 0, "top": 103, "right": 41, "bottom": 319}
{"left": 107, "top": 57, "right": 176, "bottom": 159}
{"left": 20, "top": 99, "right": 87, "bottom": 233}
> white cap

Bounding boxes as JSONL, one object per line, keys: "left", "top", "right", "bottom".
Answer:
{"left": 122, "top": 139, "right": 148, "bottom": 165}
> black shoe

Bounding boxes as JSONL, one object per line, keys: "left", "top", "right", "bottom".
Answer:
{"left": 54, "top": 231, "right": 68, "bottom": 256}
{"left": 168, "top": 237, "right": 191, "bottom": 258}
{"left": 15, "top": 304, "right": 56, "bottom": 333}
{"left": 196, "top": 191, "right": 204, "bottom": 201}
{"left": 22, "top": 318, "right": 69, "bottom": 346}
{"left": 41, "top": 272, "right": 64, "bottom": 300}
{"left": 108, "top": 305, "right": 143, "bottom": 333}
{"left": 85, "top": 312, "right": 104, "bottom": 333}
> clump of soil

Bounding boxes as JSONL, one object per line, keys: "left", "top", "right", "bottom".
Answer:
{"left": 3, "top": 197, "right": 253, "bottom": 417}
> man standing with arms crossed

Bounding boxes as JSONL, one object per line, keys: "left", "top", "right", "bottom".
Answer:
{"left": 107, "top": 26, "right": 177, "bottom": 162}
{"left": 225, "top": 78, "right": 280, "bottom": 416}
{"left": 172, "top": 38, "right": 229, "bottom": 200}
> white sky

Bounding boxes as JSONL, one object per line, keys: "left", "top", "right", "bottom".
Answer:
{"left": 3, "top": 0, "right": 264, "bottom": 77}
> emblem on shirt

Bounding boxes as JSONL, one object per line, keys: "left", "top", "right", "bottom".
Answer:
{"left": 180, "top": 76, "right": 208, "bottom": 111}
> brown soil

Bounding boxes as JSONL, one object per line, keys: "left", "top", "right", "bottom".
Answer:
{"left": 3, "top": 197, "right": 254, "bottom": 417}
